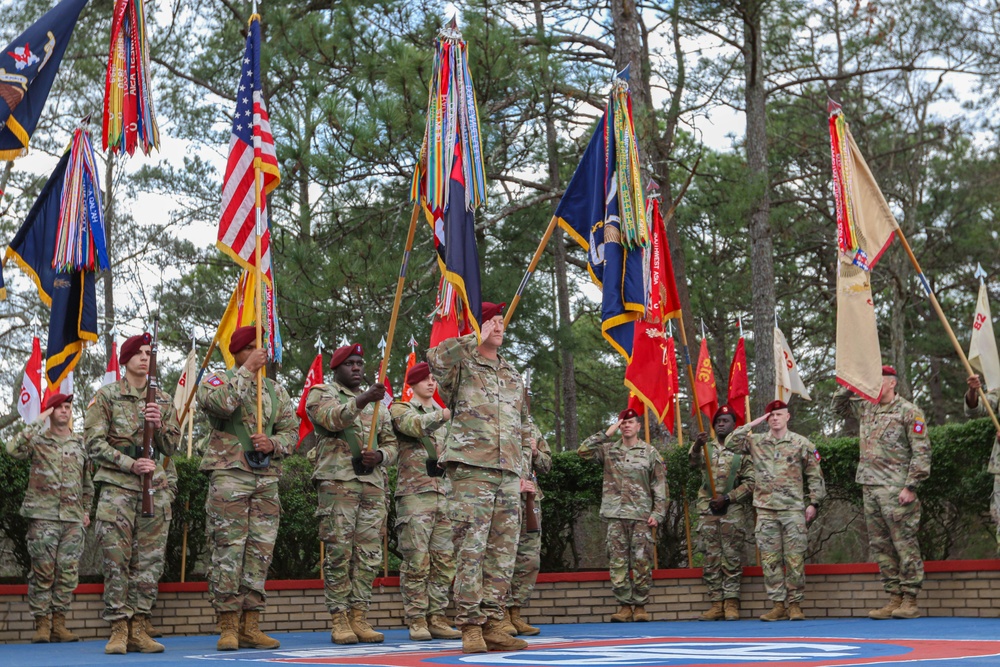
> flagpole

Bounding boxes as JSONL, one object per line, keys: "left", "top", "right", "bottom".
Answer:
{"left": 177, "top": 339, "right": 217, "bottom": 426}
{"left": 254, "top": 165, "right": 264, "bottom": 434}
{"left": 504, "top": 214, "right": 558, "bottom": 328}
{"left": 894, "top": 228, "right": 1000, "bottom": 433}
{"left": 677, "top": 310, "right": 715, "bottom": 497}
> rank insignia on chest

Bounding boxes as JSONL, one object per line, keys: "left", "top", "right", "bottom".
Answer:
{"left": 207, "top": 375, "right": 223, "bottom": 387}
{"left": 913, "top": 420, "right": 925, "bottom": 434}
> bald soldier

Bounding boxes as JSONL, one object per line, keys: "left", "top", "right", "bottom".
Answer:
{"left": 85, "top": 333, "right": 180, "bottom": 654}
{"left": 577, "top": 407, "right": 668, "bottom": 623}
{"left": 426, "top": 302, "right": 532, "bottom": 654}
{"left": 307, "top": 343, "right": 398, "bottom": 645}
{"left": 197, "top": 326, "right": 297, "bottom": 651}
{"left": 7, "top": 393, "right": 93, "bottom": 644}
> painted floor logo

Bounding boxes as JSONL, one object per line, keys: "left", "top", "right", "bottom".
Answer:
{"left": 188, "top": 636, "right": 1000, "bottom": 666}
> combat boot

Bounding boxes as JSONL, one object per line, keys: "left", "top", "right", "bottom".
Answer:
{"left": 610, "top": 605, "right": 633, "bottom": 622}
{"left": 509, "top": 607, "right": 540, "bottom": 636}
{"left": 787, "top": 601, "right": 805, "bottom": 621}
{"left": 760, "top": 602, "right": 789, "bottom": 621}
{"left": 349, "top": 608, "right": 384, "bottom": 643}
{"left": 632, "top": 605, "right": 650, "bottom": 622}
{"left": 329, "top": 611, "right": 358, "bottom": 644}
{"left": 142, "top": 615, "right": 162, "bottom": 638}
{"left": 31, "top": 615, "right": 51, "bottom": 643}
{"left": 724, "top": 598, "right": 741, "bottom": 621}
{"left": 104, "top": 619, "right": 129, "bottom": 655}
{"left": 869, "top": 594, "right": 903, "bottom": 620}
{"left": 50, "top": 612, "right": 79, "bottom": 642}
{"left": 427, "top": 614, "right": 462, "bottom": 639}
{"left": 482, "top": 618, "right": 528, "bottom": 651}
{"left": 239, "top": 610, "right": 281, "bottom": 649}
{"left": 499, "top": 609, "right": 518, "bottom": 635}
{"left": 217, "top": 611, "right": 240, "bottom": 651}
{"left": 408, "top": 616, "right": 432, "bottom": 641}
{"left": 128, "top": 614, "right": 165, "bottom": 653}
{"left": 461, "top": 624, "right": 488, "bottom": 654}
{"left": 699, "top": 601, "right": 725, "bottom": 621}
{"left": 891, "top": 594, "right": 921, "bottom": 619}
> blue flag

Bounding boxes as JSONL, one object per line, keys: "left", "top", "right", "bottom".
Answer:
{"left": 0, "top": 0, "right": 89, "bottom": 159}
{"left": 436, "top": 142, "right": 483, "bottom": 334}
{"left": 555, "top": 103, "right": 646, "bottom": 360}
{"left": 5, "top": 149, "right": 98, "bottom": 386}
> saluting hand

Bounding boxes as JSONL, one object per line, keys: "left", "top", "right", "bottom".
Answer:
{"left": 144, "top": 402, "right": 162, "bottom": 429}
{"left": 242, "top": 348, "right": 269, "bottom": 374}
{"left": 479, "top": 318, "right": 498, "bottom": 342}
{"left": 251, "top": 432, "right": 274, "bottom": 454}
{"left": 605, "top": 420, "right": 622, "bottom": 438}
{"left": 36, "top": 407, "right": 54, "bottom": 424}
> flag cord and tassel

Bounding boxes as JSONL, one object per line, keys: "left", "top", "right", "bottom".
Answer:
{"left": 894, "top": 228, "right": 1000, "bottom": 432}
{"left": 504, "top": 214, "right": 558, "bottom": 328}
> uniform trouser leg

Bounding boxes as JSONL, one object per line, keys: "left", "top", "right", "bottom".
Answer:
{"left": 699, "top": 513, "right": 746, "bottom": 602}
{"left": 509, "top": 499, "right": 541, "bottom": 607}
{"left": 992, "top": 475, "right": 1000, "bottom": 552}
{"left": 864, "top": 485, "right": 924, "bottom": 596}
{"left": 426, "top": 498, "right": 457, "bottom": 616}
{"left": 629, "top": 520, "right": 654, "bottom": 605}
{"left": 207, "top": 471, "right": 280, "bottom": 613}
{"left": 447, "top": 465, "right": 520, "bottom": 626}
{"left": 397, "top": 493, "right": 438, "bottom": 619}
{"left": 26, "top": 520, "right": 85, "bottom": 616}
{"left": 130, "top": 509, "right": 170, "bottom": 616}
{"left": 608, "top": 519, "right": 653, "bottom": 605}
{"left": 756, "top": 509, "right": 805, "bottom": 602}
{"left": 96, "top": 486, "right": 140, "bottom": 621}
{"left": 320, "top": 480, "right": 385, "bottom": 613}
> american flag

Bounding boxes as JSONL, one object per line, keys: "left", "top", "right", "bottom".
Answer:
{"left": 217, "top": 15, "right": 280, "bottom": 281}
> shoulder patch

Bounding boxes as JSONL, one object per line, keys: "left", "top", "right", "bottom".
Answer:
{"left": 814, "top": 449, "right": 822, "bottom": 462}
{"left": 913, "top": 419, "right": 925, "bottom": 434}
{"left": 88, "top": 396, "right": 97, "bottom": 408}
{"left": 207, "top": 374, "right": 223, "bottom": 387}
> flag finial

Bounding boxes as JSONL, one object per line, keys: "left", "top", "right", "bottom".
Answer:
{"left": 975, "top": 263, "right": 988, "bottom": 284}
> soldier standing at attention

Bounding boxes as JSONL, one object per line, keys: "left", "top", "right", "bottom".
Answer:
{"left": 963, "top": 374, "right": 1000, "bottom": 554}
{"left": 833, "top": 366, "right": 930, "bottom": 620}
{"left": 577, "top": 407, "right": 668, "bottom": 624}
{"left": 307, "top": 343, "right": 398, "bottom": 645}
{"left": 426, "top": 302, "right": 531, "bottom": 654}
{"left": 197, "top": 326, "right": 297, "bottom": 651}
{"left": 7, "top": 393, "right": 92, "bottom": 643}
{"left": 736, "top": 400, "right": 825, "bottom": 622}
{"left": 389, "top": 361, "right": 461, "bottom": 641}
{"left": 85, "top": 332, "right": 180, "bottom": 654}
{"left": 689, "top": 405, "right": 755, "bottom": 622}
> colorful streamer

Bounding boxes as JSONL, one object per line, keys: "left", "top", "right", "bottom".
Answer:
{"left": 829, "top": 100, "right": 866, "bottom": 269}
{"left": 103, "top": 0, "right": 160, "bottom": 156}
{"left": 610, "top": 70, "right": 648, "bottom": 249}
{"left": 53, "top": 124, "right": 109, "bottom": 273}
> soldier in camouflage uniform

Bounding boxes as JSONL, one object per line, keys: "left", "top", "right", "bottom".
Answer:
{"left": 735, "top": 400, "right": 825, "bottom": 622}
{"left": 389, "top": 361, "right": 461, "bottom": 642}
{"left": 965, "top": 374, "right": 1000, "bottom": 552}
{"left": 426, "top": 302, "right": 532, "bottom": 654}
{"left": 834, "top": 365, "right": 931, "bottom": 620}
{"left": 197, "top": 326, "right": 297, "bottom": 651}
{"left": 577, "top": 407, "right": 668, "bottom": 623}
{"left": 504, "top": 420, "right": 551, "bottom": 636}
{"left": 689, "top": 405, "right": 755, "bottom": 622}
{"left": 7, "top": 393, "right": 92, "bottom": 644}
{"left": 85, "top": 332, "right": 180, "bottom": 654}
{"left": 306, "top": 342, "right": 398, "bottom": 645}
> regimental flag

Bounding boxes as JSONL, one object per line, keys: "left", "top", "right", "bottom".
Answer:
{"left": 5, "top": 149, "right": 97, "bottom": 386}
{"left": 0, "top": 0, "right": 88, "bottom": 160}
{"left": 663, "top": 335, "right": 681, "bottom": 434}
{"left": 556, "top": 67, "right": 647, "bottom": 360}
{"left": 774, "top": 325, "right": 811, "bottom": 401}
{"left": 18, "top": 336, "right": 43, "bottom": 423}
{"left": 296, "top": 353, "right": 323, "bottom": 447}
{"left": 215, "top": 269, "right": 256, "bottom": 369}
{"left": 382, "top": 377, "right": 395, "bottom": 411}
{"left": 429, "top": 278, "right": 471, "bottom": 347}
{"left": 400, "top": 351, "right": 417, "bottom": 403}
{"left": 173, "top": 348, "right": 198, "bottom": 414}
{"left": 693, "top": 338, "right": 718, "bottom": 420}
{"left": 727, "top": 337, "right": 750, "bottom": 425}
{"left": 969, "top": 279, "right": 1000, "bottom": 392}
{"left": 829, "top": 101, "right": 899, "bottom": 401}
{"left": 102, "top": 340, "right": 120, "bottom": 386}
{"left": 627, "top": 392, "right": 645, "bottom": 417}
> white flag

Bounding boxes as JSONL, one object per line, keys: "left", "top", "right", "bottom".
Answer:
{"left": 774, "top": 326, "right": 811, "bottom": 401}
{"left": 969, "top": 282, "right": 1000, "bottom": 392}
{"left": 103, "top": 341, "right": 120, "bottom": 387}
{"left": 18, "top": 337, "right": 43, "bottom": 424}
{"left": 173, "top": 349, "right": 199, "bottom": 413}
{"left": 60, "top": 371, "right": 74, "bottom": 396}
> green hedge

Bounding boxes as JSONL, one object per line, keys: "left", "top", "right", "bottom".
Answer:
{"left": 0, "top": 418, "right": 996, "bottom": 580}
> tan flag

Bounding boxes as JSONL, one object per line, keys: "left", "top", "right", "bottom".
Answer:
{"left": 830, "top": 103, "right": 899, "bottom": 401}
{"left": 969, "top": 281, "right": 1000, "bottom": 392}
{"left": 774, "top": 326, "right": 811, "bottom": 401}
{"left": 173, "top": 349, "right": 198, "bottom": 414}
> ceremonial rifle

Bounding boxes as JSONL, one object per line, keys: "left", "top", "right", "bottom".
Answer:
{"left": 523, "top": 370, "right": 540, "bottom": 534}
{"left": 140, "top": 316, "right": 160, "bottom": 518}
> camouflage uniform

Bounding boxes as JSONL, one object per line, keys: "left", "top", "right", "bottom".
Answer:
{"left": 734, "top": 424, "right": 825, "bottom": 603}
{"left": 307, "top": 380, "right": 398, "bottom": 613}
{"left": 7, "top": 421, "right": 94, "bottom": 617}
{"left": 426, "top": 333, "right": 530, "bottom": 626}
{"left": 197, "top": 366, "right": 297, "bottom": 613}
{"left": 577, "top": 432, "right": 668, "bottom": 606}
{"left": 834, "top": 389, "right": 931, "bottom": 596}
{"left": 965, "top": 388, "right": 1000, "bottom": 550}
{"left": 509, "top": 424, "right": 552, "bottom": 607}
{"left": 689, "top": 432, "right": 755, "bottom": 602}
{"left": 85, "top": 378, "right": 180, "bottom": 622}
{"left": 389, "top": 400, "right": 454, "bottom": 621}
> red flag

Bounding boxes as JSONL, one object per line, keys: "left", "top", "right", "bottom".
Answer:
{"left": 400, "top": 351, "right": 417, "bottom": 402}
{"left": 18, "top": 337, "right": 43, "bottom": 423}
{"left": 430, "top": 278, "right": 471, "bottom": 348}
{"left": 727, "top": 337, "right": 750, "bottom": 425}
{"left": 663, "top": 336, "right": 681, "bottom": 434}
{"left": 296, "top": 353, "right": 324, "bottom": 447}
{"left": 102, "top": 341, "right": 120, "bottom": 386}
{"left": 627, "top": 392, "right": 646, "bottom": 416}
{"left": 693, "top": 338, "right": 718, "bottom": 420}
{"left": 647, "top": 199, "right": 682, "bottom": 321}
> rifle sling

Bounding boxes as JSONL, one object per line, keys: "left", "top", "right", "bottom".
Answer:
{"left": 211, "top": 371, "right": 279, "bottom": 453}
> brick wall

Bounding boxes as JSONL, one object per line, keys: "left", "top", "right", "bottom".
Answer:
{"left": 1, "top": 561, "right": 998, "bottom": 643}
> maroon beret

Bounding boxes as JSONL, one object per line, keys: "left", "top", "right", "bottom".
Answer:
{"left": 119, "top": 333, "right": 152, "bottom": 366}
{"left": 228, "top": 326, "right": 257, "bottom": 355}
{"left": 330, "top": 343, "right": 364, "bottom": 369}
{"left": 44, "top": 393, "right": 72, "bottom": 410}
{"left": 765, "top": 400, "right": 789, "bottom": 413}
{"left": 882, "top": 365, "right": 897, "bottom": 376}
{"left": 618, "top": 407, "right": 640, "bottom": 422}
{"left": 713, "top": 405, "right": 734, "bottom": 423}
{"left": 406, "top": 361, "right": 431, "bottom": 385}
{"left": 481, "top": 302, "right": 506, "bottom": 322}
